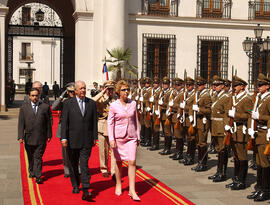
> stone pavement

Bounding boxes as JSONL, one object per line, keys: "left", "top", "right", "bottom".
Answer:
{"left": 0, "top": 96, "right": 267, "bottom": 205}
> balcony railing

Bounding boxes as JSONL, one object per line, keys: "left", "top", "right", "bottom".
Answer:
{"left": 249, "top": 1, "right": 270, "bottom": 20}
{"left": 19, "top": 52, "right": 34, "bottom": 63}
{"left": 141, "top": 0, "right": 178, "bottom": 17}
{"left": 197, "top": 0, "right": 232, "bottom": 19}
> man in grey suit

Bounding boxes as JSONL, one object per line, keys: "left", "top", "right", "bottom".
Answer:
{"left": 61, "top": 80, "right": 98, "bottom": 201}
{"left": 18, "top": 88, "right": 52, "bottom": 184}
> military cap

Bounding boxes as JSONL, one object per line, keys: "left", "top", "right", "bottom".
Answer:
{"left": 132, "top": 79, "right": 138, "bottom": 84}
{"left": 153, "top": 76, "right": 160, "bottom": 84}
{"left": 173, "top": 77, "right": 184, "bottom": 85}
{"left": 93, "top": 82, "right": 98, "bottom": 86}
{"left": 224, "top": 79, "right": 231, "bottom": 86}
{"left": 162, "top": 76, "right": 170, "bottom": 84}
{"left": 104, "top": 80, "right": 116, "bottom": 88}
{"left": 212, "top": 75, "right": 225, "bottom": 85}
{"left": 257, "top": 73, "right": 270, "bottom": 86}
{"left": 186, "top": 77, "right": 195, "bottom": 84}
{"left": 144, "top": 77, "right": 152, "bottom": 84}
{"left": 233, "top": 76, "right": 247, "bottom": 86}
{"left": 196, "top": 76, "right": 207, "bottom": 85}
{"left": 65, "top": 82, "right": 75, "bottom": 91}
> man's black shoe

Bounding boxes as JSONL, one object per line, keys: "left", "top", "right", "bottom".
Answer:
{"left": 212, "top": 174, "right": 226, "bottom": 182}
{"left": 230, "top": 182, "right": 246, "bottom": 190}
{"left": 172, "top": 153, "right": 183, "bottom": 160}
{"left": 195, "top": 164, "right": 208, "bottom": 172}
{"left": 64, "top": 174, "right": 70, "bottom": 178}
{"left": 72, "top": 187, "right": 80, "bottom": 194}
{"left": 35, "top": 178, "right": 43, "bottom": 184}
{"left": 225, "top": 182, "right": 235, "bottom": 188}
{"left": 82, "top": 192, "right": 92, "bottom": 201}
{"left": 247, "top": 191, "right": 261, "bottom": 199}
{"left": 148, "top": 146, "right": 159, "bottom": 151}
{"left": 254, "top": 191, "right": 270, "bottom": 202}
{"left": 208, "top": 172, "right": 219, "bottom": 180}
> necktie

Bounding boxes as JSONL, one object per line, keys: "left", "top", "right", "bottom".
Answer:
{"left": 79, "top": 99, "right": 84, "bottom": 116}
{"left": 33, "top": 104, "right": 37, "bottom": 115}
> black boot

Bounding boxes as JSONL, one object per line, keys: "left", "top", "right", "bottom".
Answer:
{"left": 247, "top": 165, "right": 262, "bottom": 199}
{"left": 213, "top": 150, "right": 227, "bottom": 182}
{"left": 226, "top": 159, "right": 240, "bottom": 188}
{"left": 184, "top": 140, "right": 195, "bottom": 166}
{"left": 142, "top": 128, "right": 151, "bottom": 147}
{"left": 159, "top": 137, "right": 167, "bottom": 155}
{"left": 208, "top": 151, "right": 220, "bottom": 180}
{"left": 160, "top": 136, "right": 172, "bottom": 155}
{"left": 191, "top": 146, "right": 201, "bottom": 171}
{"left": 249, "top": 152, "right": 257, "bottom": 170}
{"left": 179, "top": 141, "right": 191, "bottom": 164}
{"left": 195, "top": 146, "right": 208, "bottom": 172}
{"left": 140, "top": 125, "right": 146, "bottom": 146}
{"left": 231, "top": 160, "right": 248, "bottom": 190}
{"left": 254, "top": 167, "right": 270, "bottom": 202}
{"left": 171, "top": 138, "right": 184, "bottom": 160}
{"left": 149, "top": 132, "right": 160, "bottom": 151}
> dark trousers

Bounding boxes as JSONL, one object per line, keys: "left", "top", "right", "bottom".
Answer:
{"left": 25, "top": 143, "right": 47, "bottom": 178}
{"left": 67, "top": 146, "right": 92, "bottom": 189}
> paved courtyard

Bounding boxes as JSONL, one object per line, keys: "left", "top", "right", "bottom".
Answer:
{"left": 0, "top": 96, "right": 265, "bottom": 205}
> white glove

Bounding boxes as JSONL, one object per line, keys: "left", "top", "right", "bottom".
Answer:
{"left": 60, "top": 90, "right": 67, "bottom": 99}
{"left": 155, "top": 110, "right": 160, "bottom": 116}
{"left": 135, "top": 96, "right": 139, "bottom": 101}
{"left": 225, "top": 125, "right": 231, "bottom": 131}
{"left": 228, "top": 109, "right": 235, "bottom": 118}
{"left": 137, "top": 104, "right": 140, "bottom": 110}
{"left": 180, "top": 102, "right": 185, "bottom": 109}
{"left": 166, "top": 109, "right": 171, "bottom": 117}
{"left": 146, "top": 107, "right": 151, "bottom": 112}
{"left": 252, "top": 111, "right": 259, "bottom": 120}
{"left": 189, "top": 115, "right": 193, "bottom": 123}
{"left": 169, "top": 101, "right": 174, "bottom": 107}
{"left": 248, "top": 128, "right": 255, "bottom": 138}
{"left": 192, "top": 104, "right": 199, "bottom": 112}
{"left": 149, "top": 96, "right": 154, "bottom": 103}
{"left": 177, "top": 113, "right": 180, "bottom": 119}
{"left": 128, "top": 94, "right": 131, "bottom": 99}
{"left": 267, "top": 129, "right": 270, "bottom": 141}
{"left": 158, "top": 99, "right": 163, "bottom": 105}
{"left": 139, "top": 96, "right": 143, "bottom": 102}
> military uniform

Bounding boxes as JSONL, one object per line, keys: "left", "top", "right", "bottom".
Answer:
{"left": 148, "top": 77, "right": 162, "bottom": 151}
{"left": 224, "top": 76, "right": 252, "bottom": 190}
{"left": 158, "top": 77, "right": 173, "bottom": 155}
{"left": 247, "top": 74, "right": 270, "bottom": 202}
{"left": 138, "top": 78, "right": 146, "bottom": 144}
{"left": 190, "top": 77, "right": 211, "bottom": 172}
{"left": 129, "top": 79, "right": 139, "bottom": 101}
{"left": 93, "top": 80, "right": 116, "bottom": 178}
{"left": 208, "top": 76, "right": 230, "bottom": 182}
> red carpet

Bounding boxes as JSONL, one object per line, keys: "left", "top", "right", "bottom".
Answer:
{"left": 20, "top": 114, "right": 194, "bottom": 205}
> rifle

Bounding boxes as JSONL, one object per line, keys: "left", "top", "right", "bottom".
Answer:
{"left": 223, "top": 66, "right": 236, "bottom": 146}
{"left": 188, "top": 68, "right": 197, "bottom": 136}
{"left": 247, "top": 77, "right": 258, "bottom": 151}
{"left": 147, "top": 88, "right": 153, "bottom": 121}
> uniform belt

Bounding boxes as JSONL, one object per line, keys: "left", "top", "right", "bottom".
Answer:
{"left": 211, "top": 117, "right": 223, "bottom": 121}
{"left": 257, "top": 125, "right": 267, "bottom": 130}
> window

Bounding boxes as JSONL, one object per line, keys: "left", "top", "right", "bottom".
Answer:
{"left": 256, "top": 0, "right": 270, "bottom": 17}
{"left": 142, "top": 34, "right": 176, "bottom": 79}
{"left": 21, "top": 43, "right": 31, "bottom": 60}
{"left": 197, "top": 0, "right": 231, "bottom": 19}
{"left": 22, "top": 7, "right": 31, "bottom": 25}
{"left": 197, "top": 36, "right": 229, "bottom": 82}
{"left": 141, "top": 0, "right": 178, "bottom": 16}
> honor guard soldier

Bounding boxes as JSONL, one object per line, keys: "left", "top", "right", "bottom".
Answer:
{"left": 224, "top": 76, "right": 252, "bottom": 190}
{"left": 208, "top": 75, "right": 230, "bottom": 182}
{"left": 141, "top": 77, "right": 153, "bottom": 147}
{"left": 93, "top": 80, "right": 117, "bottom": 179}
{"left": 247, "top": 73, "right": 270, "bottom": 202}
{"left": 168, "top": 78, "right": 185, "bottom": 160}
{"left": 224, "top": 79, "right": 232, "bottom": 94}
{"left": 129, "top": 79, "right": 139, "bottom": 101}
{"left": 148, "top": 77, "right": 162, "bottom": 151}
{"left": 179, "top": 77, "right": 196, "bottom": 165}
{"left": 158, "top": 77, "right": 173, "bottom": 155}
{"left": 190, "top": 76, "right": 211, "bottom": 172}
{"left": 138, "top": 78, "right": 146, "bottom": 145}
{"left": 209, "top": 81, "right": 218, "bottom": 154}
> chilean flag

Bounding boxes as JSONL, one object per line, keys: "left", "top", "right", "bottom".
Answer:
{"left": 102, "top": 60, "right": 109, "bottom": 81}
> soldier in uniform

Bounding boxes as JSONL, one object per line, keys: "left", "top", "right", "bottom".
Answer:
{"left": 129, "top": 79, "right": 139, "bottom": 101}
{"left": 209, "top": 82, "right": 218, "bottom": 154}
{"left": 158, "top": 77, "right": 173, "bottom": 155}
{"left": 224, "top": 79, "right": 232, "bottom": 94}
{"left": 224, "top": 76, "right": 252, "bottom": 190}
{"left": 148, "top": 77, "right": 162, "bottom": 151}
{"left": 168, "top": 78, "right": 185, "bottom": 160}
{"left": 247, "top": 73, "right": 270, "bottom": 202}
{"left": 138, "top": 78, "right": 146, "bottom": 145}
{"left": 190, "top": 76, "right": 211, "bottom": 171}
{"left": 179, "top": 77, "right": 196, "bottom": 165}
{"left": 141, "top": 77, "right": 153, "bottom": 147}
{"left": 208, "top": 75, "right": 230, "bottom": 182}
{"left": 92, "top": 80, "right": 117, "bottom": 179}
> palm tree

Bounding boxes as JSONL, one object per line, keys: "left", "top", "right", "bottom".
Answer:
{"left": 106, "top": 47, "right": 138, "bottom": 81}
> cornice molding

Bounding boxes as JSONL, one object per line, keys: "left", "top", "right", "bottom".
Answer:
{"left": 73, "top": 10, "right": 94, "bottom": 22}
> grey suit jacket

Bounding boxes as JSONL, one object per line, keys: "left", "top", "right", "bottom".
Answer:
{"left": 18, "top": 101, "right": 52, "bottom": 145}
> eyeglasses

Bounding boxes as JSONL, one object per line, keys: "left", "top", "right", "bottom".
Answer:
{"left": 120, "top": 88, "right": 130, "bottom": 92}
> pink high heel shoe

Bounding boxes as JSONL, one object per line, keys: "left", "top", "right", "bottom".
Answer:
{"left": 128, "top": 193, "right": 141, "bottom": 201}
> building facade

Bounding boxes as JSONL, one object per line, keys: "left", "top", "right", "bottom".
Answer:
{"left": 1, "top": 0, "right": 270, "bottom": 111}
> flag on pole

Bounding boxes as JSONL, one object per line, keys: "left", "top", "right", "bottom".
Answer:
{"left": 102, "top": 60, "right": 109, "bottom": 82}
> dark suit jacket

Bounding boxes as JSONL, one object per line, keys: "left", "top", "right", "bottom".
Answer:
{"left": 61, "top": 97, "right": 98, "bottom": 149}
{"left": 18, "top": 101, "right": 52, "bottom": 145}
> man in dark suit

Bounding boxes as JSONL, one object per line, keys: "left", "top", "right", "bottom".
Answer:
{"left": 24, "top": 81, "right": 50, "bottom": 105}
{"left": 61, "top": 80, "right": 98, "bottom": 201}
{"left": 18, "top": 88, "right": 52, "bottom": 184}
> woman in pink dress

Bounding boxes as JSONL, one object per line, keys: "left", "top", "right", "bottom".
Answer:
{"left": 108, "top": 80, "right": 141, "bottom": 201}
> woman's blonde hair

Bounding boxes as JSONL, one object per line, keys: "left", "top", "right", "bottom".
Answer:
{"left": 115, "top": 80, "right": 130, "bottom": 95}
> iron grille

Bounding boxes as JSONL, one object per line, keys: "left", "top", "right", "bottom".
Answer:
{"left": 7, "top": 36, "right": 13, "bottom": 81}
{"left": 141, "top": 0, "right": 178, "bottom": 16}
{"left": 248, "top": 1, "right": 270, "bottom": 20}
{"left": 197, "top": 36, "right": 229, "bottom": 83}
{"left": 196, "top": 0, "right": 232, "bottom": 19}
{"left": 142, "top": 33, "right": 176, "bottom": 80}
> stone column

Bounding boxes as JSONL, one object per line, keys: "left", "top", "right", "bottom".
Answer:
{"left": 73, "top": 10, "right": 94, "bottom": 89}
{"left": 0, "top": 6, "right": 8, "bottom": 112}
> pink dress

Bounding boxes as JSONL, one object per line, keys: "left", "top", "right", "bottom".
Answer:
{"left": 107, "top": 99, "right": 140, "bottom": 161}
